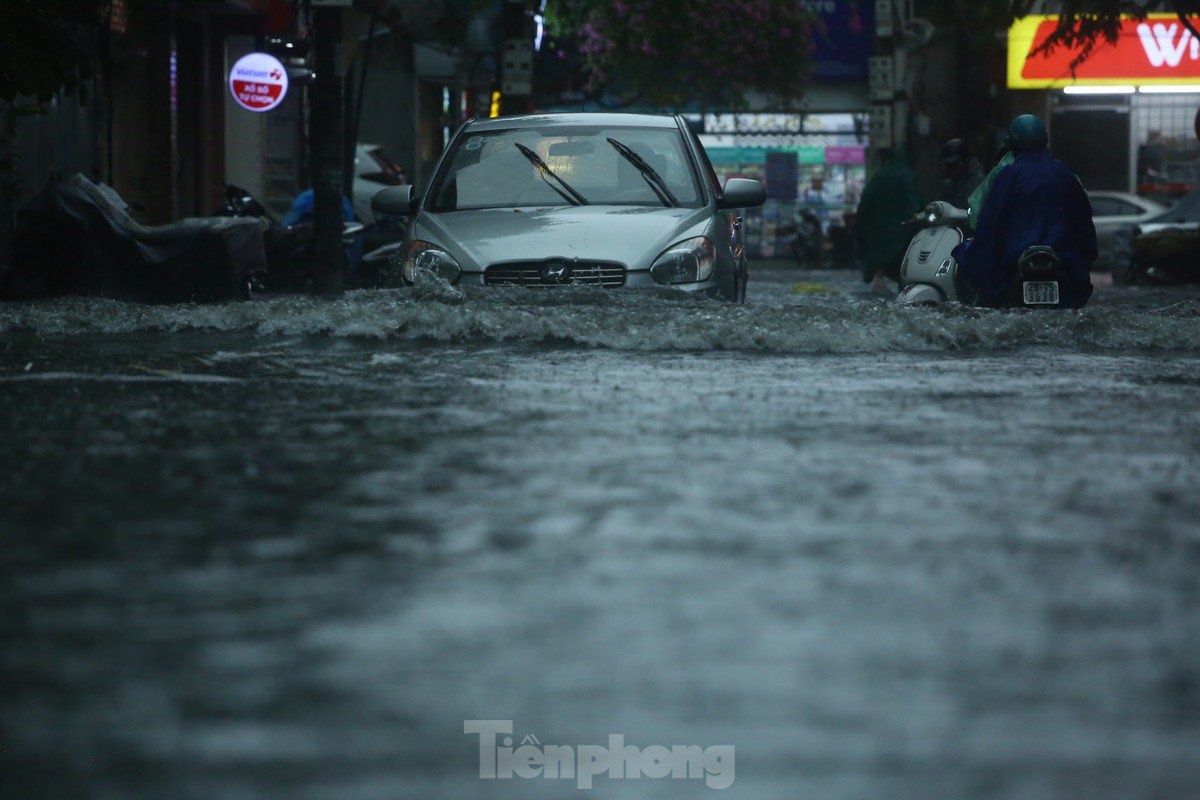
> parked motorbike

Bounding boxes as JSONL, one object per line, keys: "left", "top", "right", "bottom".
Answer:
{"left": 791, "top": 210, "right": 826, "bottom": 267}
{"left": 1114, "top": 226, "right": 1200, "bottom": 285}
{"left": 895, "top": 201, "right": 1066, "bottom": 308}
{"left": 216, "top": 185, "right": 372, "bottom": 292}
{"left": 3, "top": 174, "right": 265, "bottom": 304}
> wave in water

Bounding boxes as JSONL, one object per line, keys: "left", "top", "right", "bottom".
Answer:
{"left": 3, "top": 280, "right": 1200, "bottom": 353}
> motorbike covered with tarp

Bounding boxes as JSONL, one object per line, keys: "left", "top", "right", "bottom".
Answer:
{"left": 1121, "top": 226, "right": 1200, "bottom": 285}
{"left": 2, "top": 174, "right": 266, "bottom": 303}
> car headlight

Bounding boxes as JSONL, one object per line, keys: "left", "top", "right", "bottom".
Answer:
{"left": 650, "top": 237, "right": 717, "bottom": 285}
{"left": 402, "top": 240, "right": 460, "bottom": 284}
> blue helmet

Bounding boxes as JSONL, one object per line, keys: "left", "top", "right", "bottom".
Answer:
{"left": 1008, "top": 114, "right": 1048, "bottom": 151}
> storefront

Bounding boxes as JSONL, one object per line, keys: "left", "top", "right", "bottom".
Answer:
{"left": 1010, "top": 14, "right": 1200, "bottom": 201}
{"left": 697, "top": 113, "right": 869, "bottom": 259}
{"left": 690, "top": 2, "right": 873, "bottom": 261}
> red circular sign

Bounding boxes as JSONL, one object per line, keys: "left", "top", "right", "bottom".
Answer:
{"left": 229, "top": 53, "right": 288, "bottom": 113}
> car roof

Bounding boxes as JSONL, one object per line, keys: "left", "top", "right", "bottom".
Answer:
{"left": 465, "top": 112, "right": 682, "bottom": 132}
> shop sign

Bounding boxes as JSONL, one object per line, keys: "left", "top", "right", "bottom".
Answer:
{"left": 825, "top": 146, "right": 865, "bottom": 164}
{"left": 1009, "top": 15, "right": 1200, "bottom": 88}
{"left": 229, "top": 52, "right": 289, "bottom": 112}
{"left": 704, "top": 114, "right": 804, "bottom": 134}
{"left": 807, "top": 0, "right": 873, "bottom": 81}
{"left": 704, "top": 146, "right": 863, "bottom": 165}
{"left": 704, "top": 148, "right": 766, "bottom": 165}
{"left": 797, "top": 147, "right": 825, "bottom": 164}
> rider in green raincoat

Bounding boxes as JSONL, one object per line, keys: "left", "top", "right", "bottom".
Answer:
{"left": 968, "top": 150, "right": 1014, "bottom": 231}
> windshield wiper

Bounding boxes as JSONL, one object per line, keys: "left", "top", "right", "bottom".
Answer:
{"left": 606, "top": 137, "right": 680, "bottom": 207}
{"left": 514, "top": 143, "right": 588, "bottom": 206}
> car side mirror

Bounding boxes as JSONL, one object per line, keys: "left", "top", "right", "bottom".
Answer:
{"left": 372, "top": 185, "right": 419, "bottom": 216}
{"left": 718, "top": 178, "right": 765, "bottom": 210}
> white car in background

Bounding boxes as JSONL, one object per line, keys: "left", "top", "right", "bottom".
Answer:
{"left": 352, "top": 144, "right": 406, "bottom": 225}
{"left": 1087, "top": 191, "right": 1166, "bottom": 269}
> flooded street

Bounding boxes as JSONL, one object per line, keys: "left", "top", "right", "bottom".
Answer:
{"left": 3, "top": 266, "right": 1200, "bottom": 799}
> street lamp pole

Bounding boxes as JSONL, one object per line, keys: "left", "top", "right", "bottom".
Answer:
{"left": 309, "top": 2, "right": 346, "bottom": 296}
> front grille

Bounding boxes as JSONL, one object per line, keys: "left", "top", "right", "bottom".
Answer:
{"left": 484, "top": 260, "right": 627, "bottom": 288}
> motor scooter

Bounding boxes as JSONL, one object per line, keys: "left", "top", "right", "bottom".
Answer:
{"left": 791, "top": 210, "right": 826, "bottom": 268}
{"left": 216, "top": 185, "right": 373, "bottom": 292}
{"left": 895, "top": 201, "right": 1066, "bottom": 308}
{"left": 895, "top": 201, "right": 971, "bottom": 304}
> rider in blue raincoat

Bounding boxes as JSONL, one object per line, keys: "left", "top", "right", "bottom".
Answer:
{"left": 954, "top": 115, "right": 1096, "bottom": 308}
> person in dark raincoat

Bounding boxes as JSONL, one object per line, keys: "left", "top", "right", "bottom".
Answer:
{"left": 953, "top": 115, "right": 1096, "bottom": 308}
{"left": 855, "top": 146, "right": 922, "bottom": 289}
{"left": 937, "top": 138, "right": 985, "bottom": 211}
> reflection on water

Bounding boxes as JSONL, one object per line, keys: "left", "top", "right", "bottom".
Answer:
{"left": 2, "top": 269, "right": 1199, "bottom": 799}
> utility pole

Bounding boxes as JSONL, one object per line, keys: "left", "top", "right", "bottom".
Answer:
{"left": 499, "top": 0, "right": 534, "bottom": 115}
{"left": 868, "top": 0, "right": 902, "bottom": 175}
{"left": 309, "top": 1, "right": 347, "bottom": 295}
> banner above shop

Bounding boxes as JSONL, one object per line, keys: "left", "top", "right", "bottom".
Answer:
{"left": 1009, "top": 15, "right": 1200, "bottom": 88}
{"left": 704, "top": 146, "right": 864, "bottom": 166}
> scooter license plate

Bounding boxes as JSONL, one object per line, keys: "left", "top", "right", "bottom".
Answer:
{"left": 1022, "top": 281, "right": 1060, "bottom": 305}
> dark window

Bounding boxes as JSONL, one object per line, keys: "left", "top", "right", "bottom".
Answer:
{"left": 1051, "top": 107, "right": 1131, "bottom": 191}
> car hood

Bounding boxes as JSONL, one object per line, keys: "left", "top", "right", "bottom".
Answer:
{"left": 412, "top": 205, "right": 711, "bottom": 270}
{"left": 1139, "top": 221, "right": 1200, "bottom": 235}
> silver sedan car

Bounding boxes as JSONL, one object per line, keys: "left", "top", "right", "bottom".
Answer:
{"left": 372, "top": 113, "right": 765, "bottom": 302}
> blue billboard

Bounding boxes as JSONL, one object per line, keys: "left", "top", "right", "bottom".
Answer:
{"left": 809, "top": 1, "right": 873, "bottom": 81}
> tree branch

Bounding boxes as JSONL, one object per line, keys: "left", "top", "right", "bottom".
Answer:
{"left": 1169, "top": 2, "right": 1200, "bottom": 42}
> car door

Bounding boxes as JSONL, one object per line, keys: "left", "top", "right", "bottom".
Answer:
{"left": 1090, "top": 193, "right": 1164, "bottom": 264}
{"left": 1090, "top": 194, "right": 1120, "bottom": 239}
{"left": 1089, "top": 194, "right": 1122, "bottom": 262}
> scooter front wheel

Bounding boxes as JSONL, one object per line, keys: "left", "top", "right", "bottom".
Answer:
{"left": 895, "top": 283, "right": 944, "bottom": 305}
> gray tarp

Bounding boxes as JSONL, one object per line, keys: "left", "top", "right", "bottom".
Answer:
{"left": 2, "top": 174, "right": 266, "bottom": 303}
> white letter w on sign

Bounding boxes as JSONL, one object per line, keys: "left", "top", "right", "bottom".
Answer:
{"left": 1138, "top": 22, "right": 1200, "bottom": 68}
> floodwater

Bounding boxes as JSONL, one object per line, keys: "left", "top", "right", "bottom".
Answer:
{"left": 2, "top": 266, "right": 1199, "bottom": 799}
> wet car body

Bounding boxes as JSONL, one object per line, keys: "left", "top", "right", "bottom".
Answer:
{"left": 372, "top": 113, "right": 765, "bottom": 302}
{"left": 1086, "top": 190, "right": 1165, "bottom": 269}
{"left": 1108, "top": 187, "right": 1200, "bottom": 282}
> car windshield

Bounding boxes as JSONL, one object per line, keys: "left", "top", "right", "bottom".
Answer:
{"left": 429, "top": 125, "right": 703, "bottom": 211}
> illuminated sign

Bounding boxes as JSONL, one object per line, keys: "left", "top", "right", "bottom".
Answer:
{"left": 1009, "top": 15, "right": 1200, "bottom": 88}
{"left": 228, "top": 52, "right": 288, "bottom": 112}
